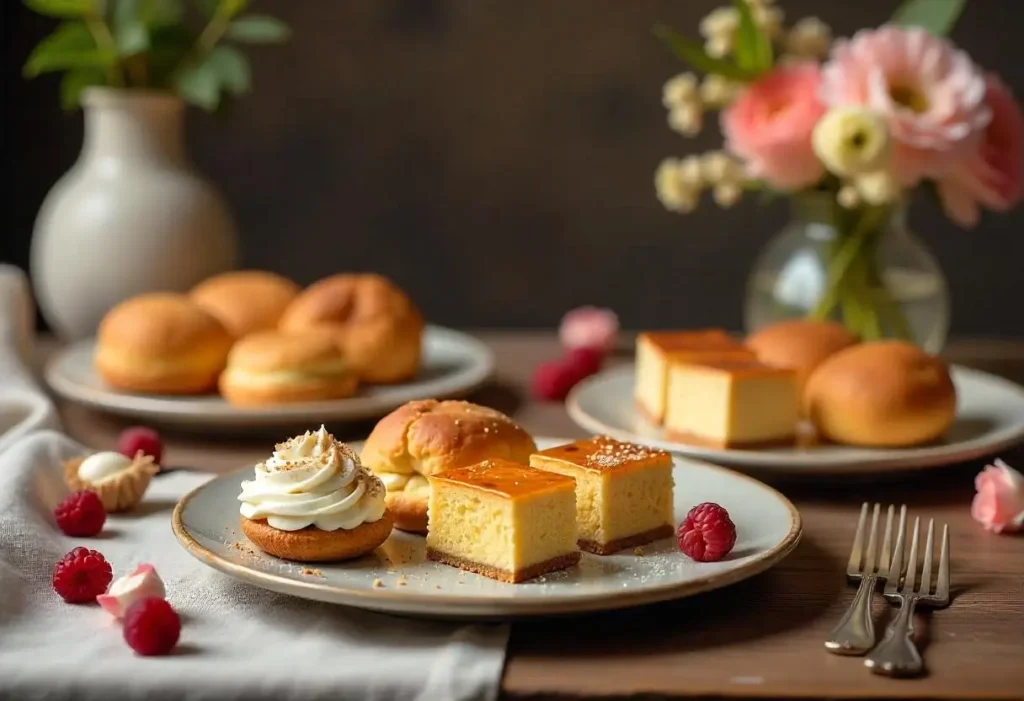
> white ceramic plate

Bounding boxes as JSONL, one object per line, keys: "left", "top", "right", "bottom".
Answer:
{"left": 568, "top": 364, "right": 1024, "bottom": 474}
{"left": 45, "top": 326, "right": 493, "bottom": 428}
{"left": 172, "top": 438, "right": 801, "bottom": 619}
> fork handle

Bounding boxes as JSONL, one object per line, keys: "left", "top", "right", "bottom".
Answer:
{"left": 824, "top": 575, "right": 877, "bottom": 655}
{"left": 865, "top": 597, "right": 923, "bottom": 677}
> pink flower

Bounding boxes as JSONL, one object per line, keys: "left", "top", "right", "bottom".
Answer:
{"left": 559, "top": 306, "right": 619, "bottom": 354}
{"left": 971, "top": 459, "right": 1024, "bottom": 534}
{"left": 820, "top": 26, "right": 991, "bottom": 187}
{"left": 937, "top": 75, "right": 1024, "bottom": 227}
{"left": 721, "top": 63, "right": 827, "bottom": 190}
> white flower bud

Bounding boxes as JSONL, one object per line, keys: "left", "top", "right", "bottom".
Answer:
{"left": 700, "top": 7, "right": 739, "bottom": 41}
{"left": 662, "top": 73, "right": 699, "bottom": 110}
{"left": 678, "top": 155, "right": 705, "bottom": 188}
{"left": 705, "top": 36, "right": 733, "bottom": 58}
{"left": 668, "top": 103, "right": 703, "bottom": 136}
{"left": 812, "top": 106, "right": 891, "bottom": 177}
{"left": 785, "top": 17, "right": 832, "bottom": 59}
{"left": 655, "top": 159, "right": 701, "bottom": 213}
{"left": 714, "top": 183, "right": 743, "bottom": 208}
{"left": 837, "top": 185, "right": 861, "bottom": 209}
{"left": 754, "top": 5, "right": 784, "bottom": 38}
{"left": 855, "top": 170, "right": 900, "bottom": 205}
{"left": 701, "top": 150, "right": 743, "bottom": 184}
{"left": 700, "top": 74, "right": 742, "bottom": 108}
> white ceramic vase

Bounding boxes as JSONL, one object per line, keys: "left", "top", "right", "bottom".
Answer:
{"left": 31, "top": 87, "right": 238, "bottom": 340}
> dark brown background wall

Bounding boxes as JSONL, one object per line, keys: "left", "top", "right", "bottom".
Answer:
{"left": 4, "top": 0, "right": 1024, "bottom": 335}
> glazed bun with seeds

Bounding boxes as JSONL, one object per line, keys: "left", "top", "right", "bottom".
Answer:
{"left": 190, "top": 270, "right": 301, "bottom": 339}
{"left": 94, "top": 293, "right": 233, "bottom": 394}
{"left": 238, "top": 426, "right": 393, "bottom": 562}
{"left": 278, "top": 273, "right": 423, "bottom": 384}
{"left": 361, "top": 400, "right": 537, "bottom": 533}
{"left": 218, "top": 329, "right": 358, "bottom": 406}
{"left": 804, "top": 341, "right": 957, "bottom": 448}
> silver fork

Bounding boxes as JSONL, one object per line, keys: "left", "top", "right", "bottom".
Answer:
{"left": 825, "top": 503, "right": 901, "bottom": 655}
{"left": 865, "top": 513, "right": 951, "bottom": 677}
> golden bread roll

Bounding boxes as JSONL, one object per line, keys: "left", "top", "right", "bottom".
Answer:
{"left": 804, "top": 341, "right": 956, "bottom": 448}
{"left": 219, "top": 329, "right": 359, "bottom": 406}
{"left": 190, "top": 270, "right": 301, "bottom": 338}
{"left": 361, "top": 400, "right": 537, "bottom": 532}
{"left": 746, "top": 319, "right": 859, "bottom": 390}
{"left": 278, "top": 274, "right": 423, "bottom": 384}
{"left": 95, "top": 293, "right": 232, "bottom": 394}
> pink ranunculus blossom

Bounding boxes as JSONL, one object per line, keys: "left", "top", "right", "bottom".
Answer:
{"left": 721, "top": 62, "right": 827, "bottom": 191}
{"left": 820, "top": 26, "right": 991, "bottom": 187}
{"left": 971, "top": 459, "right": 1024, "bottom": 534}
{"left": 937, "top": 75, "right": 1024, "bottom": 227}
{"left": 559, "top": 306, "right": 619, "bottom": 354}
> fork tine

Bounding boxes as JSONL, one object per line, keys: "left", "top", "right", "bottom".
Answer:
{"left": 879, "top": 505, "right": 895, "bottom": 575}
{"left": 846, "top": 503, "right": 869, "bottom": 574}
{"left": 864, "top": 504, "right": 881, "bottom": 574}
{"left": 920, "top": 519, "right": 935, "bottom": 595}
{"left": 884, "top": 505, "right": 907, "bottom": 594}
{"left": 935, "top": 523, "right": 950, "bottom": 602}
{"left": 904, "top": 517, "right": 920, "bottom": 593}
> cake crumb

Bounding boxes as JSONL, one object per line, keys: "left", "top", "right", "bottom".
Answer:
{"left": 301, "top": 567, "right": 323, "bottom": 577}
{"left": 435, "top": 584, "right": 442, "bottom": 589}
{"left": 396, "top": 575, "right": 408, "bottom": 586}
{"left": 372, "top": 578, "right": 384, "bottom": 588}
{"left": 633, "top": 546, "right": 645, "bottom": 556}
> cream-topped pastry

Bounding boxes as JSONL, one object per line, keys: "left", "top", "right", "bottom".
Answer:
{"left": 239, "top": 425, "right": 386, "bottom": 532}
{"left": 64, "top": 451, "right": 159, "bottom": 513}
{"left": 78, "top": 451, "right": 134, "bottom": 484}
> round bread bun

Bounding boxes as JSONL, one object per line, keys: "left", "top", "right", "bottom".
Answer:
{"left": 95, "top": 293, "right": 233, "bottom": 394}
{"left": 360, "top": 400, "right": 537, "bottom": 533}
{"left": 218, "top": 329, "right": 359, "bottom": 406}
{"left": 278, "top": 274, "right": 423, "bottom": 384}
{"left": 746, "top": 319, "right": 859, "bottom": 390}
{"left": 804, "top": 341, "right": 956, "bottom": 448}
{"left": 191, "top": 270, "right": 301, "bottom": 339}
{"left": 241, "top": 510, "right": 394, "bottom": 562}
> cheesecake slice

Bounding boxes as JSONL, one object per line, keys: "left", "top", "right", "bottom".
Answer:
{"left": 530, "top": 436, "right": 674, "bottom": 555}
{"left": 635, "top": 330, "right": 755, "bottom": 425}
{"left": 426, "top": 459, "right": 580, "bottom": 583}
{"left": 664, "top": 358, "right": 799, "bottom": 448}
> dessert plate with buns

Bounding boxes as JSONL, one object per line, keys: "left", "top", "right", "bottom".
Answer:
{"left": 568, "top": 322, "right": 1024, "bottom": 474}
{"left": 173, "top": 414, "right": 801, "bottom": 618}
{"left": 45, "top": 271, "right": 493, "bottom": 428}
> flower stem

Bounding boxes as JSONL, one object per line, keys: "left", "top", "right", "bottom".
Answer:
{"left": 86, "top": 15, "right": 123, "bottom": 88}
{"left": 810, "top": 206, "right": 887, "bottom": 322}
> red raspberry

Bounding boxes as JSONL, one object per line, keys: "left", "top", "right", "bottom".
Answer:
{"left": 565, "top": 347, "right": 604, "bottom": 379}
{"left": 531, "top": 360, "right": 578, "bottom": 401}
{"left": 677, "top": 502, "right": 737, "bottom": 562}
{"left": 117, "top": 426, "right": 163, "bottom": 465}
{"left": 54, "top": 491, "right": 106, "bottom": 537}
{"left": 124, "top": 598, "right": 181, "bottom": 656}
{"left": 52, "top": 547, "right": 113, "bottom": 603}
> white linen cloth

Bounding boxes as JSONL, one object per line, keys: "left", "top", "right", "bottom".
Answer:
{"left": 0, "top": 268, "right": 509, "bottom": 701}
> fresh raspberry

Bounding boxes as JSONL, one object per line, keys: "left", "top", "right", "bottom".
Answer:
{"left": 52, "top": 547, "right": 113, "bottom": 603}
{"left": 117, "top": 426, "right": 163, "bottom": 465}
{"left": 54, "top": 491, "right": 106, "bottom": 537}
{"left": 565, "top": 347, "right": 604, "bottom": 379}
{"left": 677, "top": 502, "right": 737, "bottom": 562}
{"left": 531, "top": 360, "right": 578, "bottom": 401}
{"left": 124, "top": 597, "right": 181, "bottom": 656}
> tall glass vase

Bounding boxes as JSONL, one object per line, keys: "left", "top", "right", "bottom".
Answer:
{"left": 743, "top": 194, "right": 950, "bottom": 353}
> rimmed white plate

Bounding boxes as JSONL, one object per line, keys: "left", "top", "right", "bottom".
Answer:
{"left": 172, "top": 438, "right": 801, "bottom": 619}
{"left": 45, "top": 326, "right": 493, "bottom": 428}
{"left": 568, "top": 364, "right": 1024, "bottom": 474}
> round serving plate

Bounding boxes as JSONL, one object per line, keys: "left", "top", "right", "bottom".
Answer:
{"left": 567, "top": 364, "right": 1024, "bottom": 475}
{"left": 172, "top": 438, "right": 801, "bottom": 619}
{"left": 45, "top": 325, "right": 493, "bottom": 428}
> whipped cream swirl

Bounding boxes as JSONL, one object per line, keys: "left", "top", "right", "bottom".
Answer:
{"left": 238, "top": 426, "right": 386, "bottom": 531}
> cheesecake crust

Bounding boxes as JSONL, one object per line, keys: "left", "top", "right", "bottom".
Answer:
{"left": 426, "top": 547, "right": 581, "bottom": 583}
{"left": 635, "top": 397, "right": 662, "bottom": 426}
{"left": 579, "top": 524, "right": 675, "bottom": 555}
{"left": 665, "top": 429, "right": 797, "bottom": 450}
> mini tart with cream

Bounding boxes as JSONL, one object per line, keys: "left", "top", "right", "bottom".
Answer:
{"left": 219, "top": 329, "right": 358, "bottom": 406}
{"left": 238, "top": 426, "right": 393, "bottom": 562}
{"left": 64, "top": 450, "right": 159, "bottom": 512}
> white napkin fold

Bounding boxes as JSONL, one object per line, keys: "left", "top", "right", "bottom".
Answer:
{"left": 0, "top": 268, "right": 509, "bottom": 701}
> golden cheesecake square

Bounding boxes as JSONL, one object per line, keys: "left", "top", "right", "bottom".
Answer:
{"left": 530, "top": 436, "right": 674, "bottom": 555}
{"left": 426, "top": 459, "right": 580, "bottom": 583}
{"left": 634, "top": 330, "right": 755, "bottom": 425}
{"left": 665, "top": 358, "right": 799, "bottom": 448}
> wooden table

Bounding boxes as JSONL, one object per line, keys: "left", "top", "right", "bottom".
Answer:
{"left": 40, "top": 333, "right": 1024, "bottom": 700}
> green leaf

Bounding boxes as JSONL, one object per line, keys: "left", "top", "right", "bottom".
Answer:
{"left": 226, "top": 14, "right": 291, "bottom": 43}
{"left": 206, "top": 45, "right": 250, "bottom": 94}
{"left": 23, "top": 21, "right": 116, "bottom": 77}
{"left": 732, "top": 0, "right": 772, "bottom": 74}
{"left": 147, "top": 23, "right": 193, "bottom": 86}
{"left": 653, "top": 24, "right": 758, "bottom": 82}
{"left": 219, "top": 0, "right": 249, "bottom": 18}
{"left": 176, "top": 56, "right": 221, "bottom": 110}
{"left": 60, "top": 66, "right": 105, "bottom": 109}
{"left": 114, "top": 0, "right": 149, "bottom": 55}
{"left": 892, "top": 0, "right": 966, "bottom": 36}
{"left": 23, "top": 0, "right": 95, "bottom": 18}
{"left": 139, "top": 0, "right": 182, "bottom": 24}
{"left": 193, "top": 0, "right": 218, "bottom": 16}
